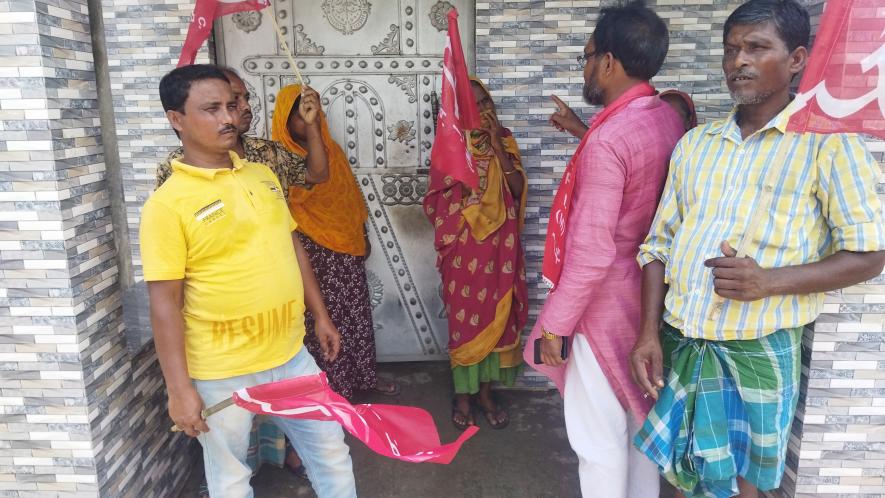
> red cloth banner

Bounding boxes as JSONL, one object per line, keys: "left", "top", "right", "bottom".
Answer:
{"left": 429, "top": 8, "right": 482, "bottom": 189}
{"left": 178, "top": 0, "right": 270, "bottom": 67}
{"left": 787, "top": 0, "right": 885, "bottom": 138}
{"left": 232, "top": 373, "right": 479, "bottom": 464}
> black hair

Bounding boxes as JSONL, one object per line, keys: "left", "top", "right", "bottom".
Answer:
{"left": 593, "top": 1, "right": 669, "bottom": 81}
{"left": 215, "top": 65, "right": 243, "bottom": 83}
{"left": 159, "top": 64, "right": 229, "bottom": 113}
{"left": 724, "top": 0, "right": 810, "bottom": 52}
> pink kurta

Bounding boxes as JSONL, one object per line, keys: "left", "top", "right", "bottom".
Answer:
{"left": 524, "top": 96, "right": 685, "bottom": 422}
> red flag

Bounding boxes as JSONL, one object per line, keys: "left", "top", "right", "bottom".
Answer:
{"left": 430, "top": 8, "right": 482, "bottom": 189}
{"left": 178, "top": 0, "right": 270, "bottom": 67}
{"left": 232, "top": 373, "right": 479, "bottom": 464}
{"left": 787, "top": 0, "right": 885, "bottom": 138}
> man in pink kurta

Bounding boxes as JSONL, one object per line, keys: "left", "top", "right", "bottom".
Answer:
{"left": 523, "top": 4, "right": 688, "bottom": 498}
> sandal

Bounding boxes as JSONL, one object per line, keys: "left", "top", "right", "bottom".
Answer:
{"left": 371, "top": 379, "right": 401, "bottom": 396}
{"left": 451, "top": 398, "right": 475, "bottom": 431}
{"left": 476, "top": 400, "right": 509, "bottom": 430}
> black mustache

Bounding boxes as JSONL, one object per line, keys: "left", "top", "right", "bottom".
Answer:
{"left": 728, "top": 70, "right": 756, "bottom": 81}
{"left": 219, "top": 125, "right": 237, "bottom": 134}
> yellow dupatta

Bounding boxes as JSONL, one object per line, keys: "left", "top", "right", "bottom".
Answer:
{"left": 461, "top": 77, "right": 527, "bottom": 241}
{"left": 271, "top": 84, "right": 368, "bottom": 256}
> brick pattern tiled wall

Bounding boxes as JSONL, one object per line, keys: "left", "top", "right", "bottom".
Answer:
{"left": 92, "top": 1, "right": 200, "bottom": 496}
{"left": 475, "top": 1, "right": 884, "bottom": 497}
{"left": 1, "top": 1, "right": 196, "bottom": 497}
{"left": 101, "top": 0, "right": 212, "bottom": 281}
{"left": 1, "top": 0, "right": 104, "bottom": 494}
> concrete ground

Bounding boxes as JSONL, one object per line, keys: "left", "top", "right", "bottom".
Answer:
{"left": 178, "top": 361, "right": 676, "bottom": 498}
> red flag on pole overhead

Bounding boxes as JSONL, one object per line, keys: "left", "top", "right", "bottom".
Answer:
{"left": 233, "top": 373, "right": 478, "bottom": 464}
{"left": 787, "top": 0, "right": 885, "bottom": 138}
{"left": 178, "top": 0, "right": 270, "bottom": 67}
{"left": 430, "top": 8, "right": 482, "bottom": 189}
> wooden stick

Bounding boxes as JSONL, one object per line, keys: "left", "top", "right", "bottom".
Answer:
{"left": 169, "top": 397, "right": 234, "bottom": 432}
{"left": 733, "top": 134, "right": 793, "bottom": 258}
{"left": 267, "top": 12, "right": 304, "bottom": 87}
{"left": 707, "top": 131, "right": 794, "bottom": 321}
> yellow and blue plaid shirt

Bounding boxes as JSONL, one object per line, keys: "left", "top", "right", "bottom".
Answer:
{"left": 639, "top": 107, "right": 885, "bottom": 341}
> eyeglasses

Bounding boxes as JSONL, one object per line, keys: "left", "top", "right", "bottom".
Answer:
{"left": 576, "top": 51, "right": 596, "bottom": 69}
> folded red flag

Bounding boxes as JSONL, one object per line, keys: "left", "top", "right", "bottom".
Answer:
{"left": 178, "top": 0, "right": 270, "bottom": 67}
{"left": 429, "top": 8, "right": 482, "bottom": 189}
{"left": 232, "top": 373, "right": 479, "bottom": 464}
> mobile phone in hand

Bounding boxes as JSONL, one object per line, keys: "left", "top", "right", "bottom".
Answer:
{"left": 533, "top": 337, "right": 570, "bottom": 365}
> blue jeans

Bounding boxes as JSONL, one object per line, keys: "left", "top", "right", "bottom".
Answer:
{"left": 194, "top": 348, "right": 357, "bottom": 498}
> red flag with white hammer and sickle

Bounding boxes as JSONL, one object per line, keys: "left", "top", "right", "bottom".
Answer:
{"left": 787, "top": 0, "right": 885, "bottom": 138}
{"left": 178, "top": 0, "right": 270, "bottom": 67}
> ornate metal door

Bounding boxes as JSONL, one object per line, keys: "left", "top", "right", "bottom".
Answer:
{"left": 215, "top": 0, "right": 475, "bottom": 361}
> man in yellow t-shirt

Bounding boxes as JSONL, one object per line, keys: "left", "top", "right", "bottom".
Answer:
{"left": 141, "top": 64, "right": 356, "bottom": 498}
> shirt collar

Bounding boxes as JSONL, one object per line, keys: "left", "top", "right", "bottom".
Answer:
{"left": 171, "top": 150, "right": 246, "bottom": 179}
{"left": 706, "top": 101, "right": 793, "bottom": 143}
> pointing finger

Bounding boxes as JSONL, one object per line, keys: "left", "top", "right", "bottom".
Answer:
{"left": 550, "top": 95, "right": 568, "bottom": 115}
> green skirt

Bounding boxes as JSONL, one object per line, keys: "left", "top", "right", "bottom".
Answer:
{"left": 452, "top": 352, "right": 521, "bottom": 394}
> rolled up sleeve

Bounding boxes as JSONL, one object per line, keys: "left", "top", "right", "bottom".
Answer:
{"left": 638, "top": 143, "right": 683, "bottom": 271}
{"left": 817, "top": 134, "right": 885, "bottom": 253}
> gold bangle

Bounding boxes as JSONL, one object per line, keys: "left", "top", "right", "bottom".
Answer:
{"left": 503, "top": 168, "right": 520, "bottom": 176}
{"left": 541, "top": 329, "right": 557, "bottom": 340}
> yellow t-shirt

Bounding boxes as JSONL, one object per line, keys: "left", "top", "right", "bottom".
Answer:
{"left": 140, "top": 152, "right": 305, "bottom": 380}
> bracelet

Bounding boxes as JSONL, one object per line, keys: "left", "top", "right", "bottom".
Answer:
{"left": 541, "top": 328, "right": 558, "bottom": 340}
{"left": 503, "top": 168, "right": 520, "bottom": 176}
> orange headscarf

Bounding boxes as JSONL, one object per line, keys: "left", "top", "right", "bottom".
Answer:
{"left": 271, "top": 84, "right": 368, "bottom": 256}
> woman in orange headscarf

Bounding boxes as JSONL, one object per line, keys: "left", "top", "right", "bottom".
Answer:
{"left": 423, "top": 77, "right": 528, "bottom": 430}
{"left": 271, "top": 84, "right": 399, "bottom": 398}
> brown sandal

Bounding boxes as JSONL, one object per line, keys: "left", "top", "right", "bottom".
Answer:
{"left": 477, "top": 401, "right": 509, "bottom": 430}
{"left": 451, "top": 399, "right": 475, "bottom": 431}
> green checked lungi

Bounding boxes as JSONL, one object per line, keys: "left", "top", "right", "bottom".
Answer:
{"left": 633, "top": 323, "right": 803, "bottom": 498}
{"left": 246, "top": 416, "right": 287, "bottom": 473}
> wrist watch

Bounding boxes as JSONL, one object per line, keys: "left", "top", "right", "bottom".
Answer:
{"left": 541, "top": 328, "right": 558, "bottom": 340}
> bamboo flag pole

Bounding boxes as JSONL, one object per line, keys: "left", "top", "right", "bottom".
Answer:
{"left": 267, "top": 11, "right": 304, "bottom": 87}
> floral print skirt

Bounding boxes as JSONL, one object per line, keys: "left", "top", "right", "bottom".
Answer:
{"left": 298, "top": 233, "right": 378, "bottom": 399}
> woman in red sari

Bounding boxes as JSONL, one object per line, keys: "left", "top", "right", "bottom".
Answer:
{"left": 423, "top": 78, "right": 528, "bottom": 430}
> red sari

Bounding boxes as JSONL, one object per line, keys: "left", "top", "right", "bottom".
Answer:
{"left": 423, "top": 127, "right": 528, "bottom": 384}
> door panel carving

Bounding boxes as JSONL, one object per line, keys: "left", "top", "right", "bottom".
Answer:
{"left": 216, "top": 0, "right": 475, "bottom": 360}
